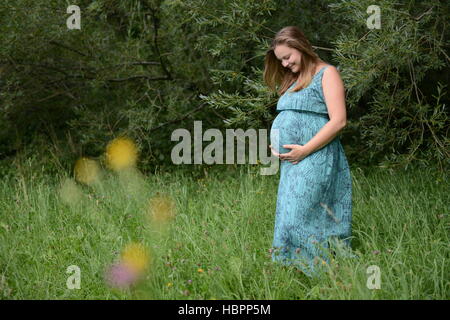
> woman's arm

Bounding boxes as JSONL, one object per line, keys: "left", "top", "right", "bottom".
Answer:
{"left": 302, "top": 66, "right": 347, "bottom": 156}
{"left": 276, "top": 66, "right": 348, "bottom": 164}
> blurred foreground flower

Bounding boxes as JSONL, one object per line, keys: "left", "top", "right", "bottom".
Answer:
{"left": 74, "top": 157, "right": 100, "bottom": 185}
{"left": 105, "top": 262, "right": 139, "bottom": 289}
{"left": 121, "top": 242, "right": 151, "bottom": 274}
{"left": 147, "top": 193, "right": 176, "bottom": 226}
{"left": 105, "top": 242, "right": 151, "bottom": 289}
{"left": 59, "top": 177, "right": 83, "bottom": 205}
{"left": 117, "top": 167, "right": 146, "bottom": 196}
{"left": 105, "top": 137, "right": 138, "bottom": 171}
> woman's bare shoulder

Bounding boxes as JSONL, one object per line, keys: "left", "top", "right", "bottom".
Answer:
{"left": 321, "top": 64, "right": 340, "bottom": 78}
{"left": 322, "top": 65, "right": 344, "bottom": 89}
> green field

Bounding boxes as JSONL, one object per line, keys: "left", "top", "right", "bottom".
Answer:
{"left": 0, "top": 161, "right": 448, "bottom": 299}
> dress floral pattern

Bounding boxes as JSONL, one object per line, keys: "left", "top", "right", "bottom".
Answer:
{"left": 269, "top": 65, "right": 352, "bottom": 277}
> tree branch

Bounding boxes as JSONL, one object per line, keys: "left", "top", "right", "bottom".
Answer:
{"left": 48, "top": 40, "right": 91, "bottom": 57}
{"left": 413, "top": 6, "right": 434, "bottom": 21}
{"left": 149, "top": 102, "right": 207, "bottom": 132}
{"left": 107, "top": 75, "right": 171, "bottom": 82}
{"left": 312, "top": 45, "right": 334, "bottom": 52}
{"left": 140, "top": 0, "right": 173, "bottom": 81}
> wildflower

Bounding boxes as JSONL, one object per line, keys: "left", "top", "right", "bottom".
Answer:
{"left": 59, "top": 177, "right": 83, "bottom": 205}
{"left": 105, "top": 262, "right": 139, "bottom": 289}
{"left": 187, "top": 279, "right": 192, "bottom": 285}
{"left": 117, "top": 167, "right": 146, "bottom": 194}
{"left": 147, "top": 193, "right": 176, "bottom": 225}
{"left": 166, "top": 282, "right": 173, "bottom": 288}
{"left": 74, "top": 157, "right": 100, "bottom": 185}
{"left": 197, "top": 268, "right": 204, "bottom": 273}
{"left": 105, "top": 137, "right": 138, "bottom": 171}
{"left": 121, "top": 242, "right": 150, "bottom": 274}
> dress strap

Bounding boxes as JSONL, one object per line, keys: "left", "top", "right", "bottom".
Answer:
{"left": 287, "top": 65, "right": 331, "bottom": 91}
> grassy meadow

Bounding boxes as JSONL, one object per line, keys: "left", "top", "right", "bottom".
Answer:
{"left": 0, "top": 158, "right": 448, "bottom": 300}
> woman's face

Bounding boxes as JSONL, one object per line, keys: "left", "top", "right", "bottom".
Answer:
{"left": 274, "top": 44, "right": 302, "bottom": 73}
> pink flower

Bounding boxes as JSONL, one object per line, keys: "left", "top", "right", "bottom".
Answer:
{"left": 105, "top": 262, "right": 139, "bottom": 289}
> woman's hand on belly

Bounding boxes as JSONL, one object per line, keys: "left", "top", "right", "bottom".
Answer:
{"left": 276, "top": 144, "right": 308, "bottom": 164}
{"left": 269, "top": 145, "right": 281, "bottom": 158}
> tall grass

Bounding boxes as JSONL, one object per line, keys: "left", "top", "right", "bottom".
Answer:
{"left": 0, "top": 160, "right": 448, "bottom": 299}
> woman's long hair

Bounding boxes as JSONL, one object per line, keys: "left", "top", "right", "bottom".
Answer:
{"left": 263, "top": 26, "right": 322, "bottom": 96}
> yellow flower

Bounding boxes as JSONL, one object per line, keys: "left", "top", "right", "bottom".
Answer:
{"left": 197, "top": 268, "right": 204, "bottom": 273}
{"left": 105, "top": 137, "right": 138, "bottom": 171}
{"left": 147, "top": 193, "right": 176, "bottom": 225}
{"left": 166, "top": 282, "right": 173, "bottom": 288}
{"left": 74, "top": 157, "right": 100, "bottom": 185}
{"left": 121, "top": 242, "right": 150, "bottom": 274}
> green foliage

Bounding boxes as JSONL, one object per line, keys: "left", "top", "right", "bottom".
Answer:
{"left": 198, "top": 0, "right": 449, "bottom": 170}
{"left": 0, "top": 0, "right": 448, "bottom": 172}
{"left": 0, "top": 0, "right": 228, "bottom": 169}
{"left": 329, "top": 0, "right": 449, "bottom": 170}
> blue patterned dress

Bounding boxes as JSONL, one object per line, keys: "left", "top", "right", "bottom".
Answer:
{"left": 269, "top": 65, "right": 352, "bottom": 277}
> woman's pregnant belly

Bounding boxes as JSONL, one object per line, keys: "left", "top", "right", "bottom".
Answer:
{"left": 270, "top": 110, "right": 328, "bottom": 154}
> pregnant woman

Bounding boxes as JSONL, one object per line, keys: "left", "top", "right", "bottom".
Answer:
{"left": 264, "top": 26, "right": 353, "bottom": 277}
